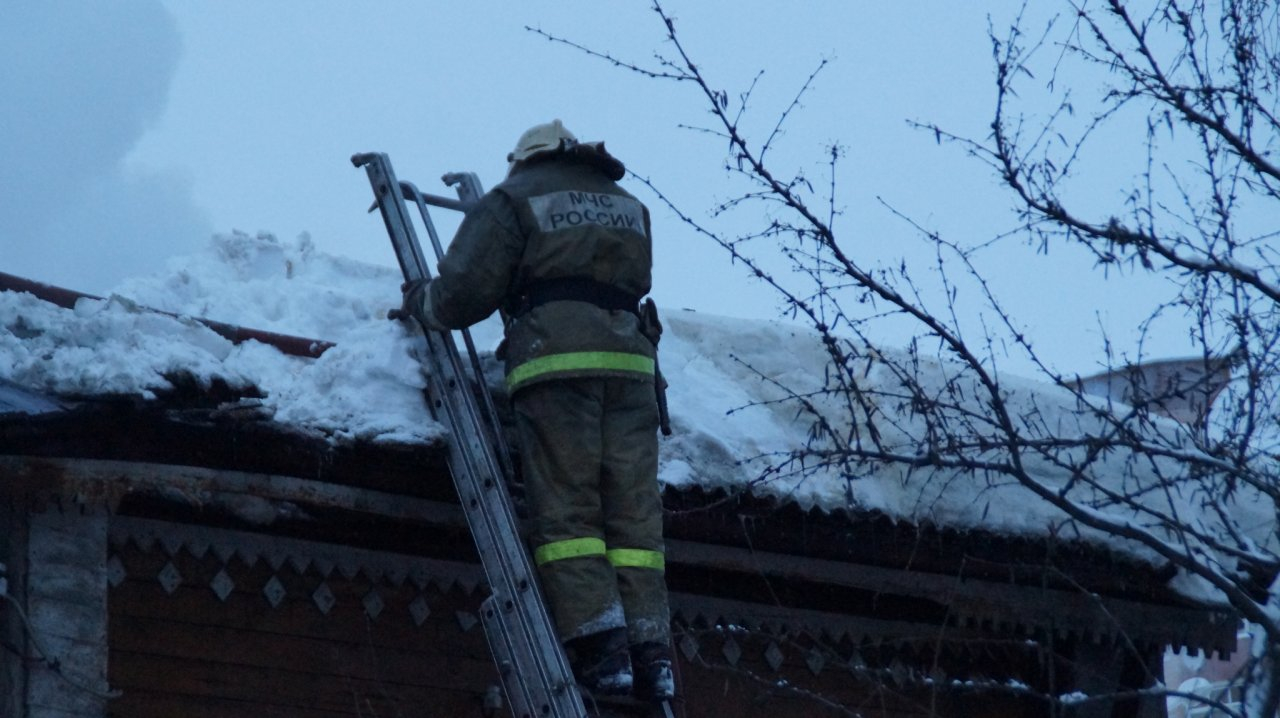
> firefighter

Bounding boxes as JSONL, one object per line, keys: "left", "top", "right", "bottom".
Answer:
{"left": 395, "top": 120, "right": 674, "bottom": 701}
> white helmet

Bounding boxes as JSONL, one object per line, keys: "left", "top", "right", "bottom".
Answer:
{"left": 507, "top": 119, "right": 577, "bottom": 166}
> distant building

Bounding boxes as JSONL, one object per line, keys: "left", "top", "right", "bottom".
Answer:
{"left": 1078, "top": 354, "right": 1249, "bottom": 718}
{"left": 1164, "top": 629, "right": 1254, "bottom": 718}
{"left": 1075, "top": 355, "right": 1235, "bottom": 428}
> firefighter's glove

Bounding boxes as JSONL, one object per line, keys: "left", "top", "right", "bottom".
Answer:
{"left": 388, "top": 278, "right": 433, "bottom": 326}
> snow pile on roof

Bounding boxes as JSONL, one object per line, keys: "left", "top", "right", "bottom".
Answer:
{"left": 659, "top": 310, "right": 1135, "bottom": 526}
{"left": 1, "top": 232, "right": 438, "bottom": 444}
{"left": 112, "top": 230, "right": 397, "bottom": 340}
{"left": 2, "top": 289, "right": 251, "bottom": 399}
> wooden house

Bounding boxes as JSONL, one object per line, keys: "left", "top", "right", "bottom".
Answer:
{"left": 0, "top": 275, "right": 1239, "bottom": 718}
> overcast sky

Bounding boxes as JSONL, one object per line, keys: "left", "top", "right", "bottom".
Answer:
{"left": 2, "top": 2, "right": 1203, "bottom": 377}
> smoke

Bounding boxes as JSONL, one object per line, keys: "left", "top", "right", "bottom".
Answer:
{"left": 0, "top": 2, "right": 210, "bottom": 293}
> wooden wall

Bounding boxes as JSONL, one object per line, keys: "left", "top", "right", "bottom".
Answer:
{"left": 106, "top": 522, "right": 501, "bottom": 717}
{"left": 101, "top": 517, "right": 1058, "bottom": 718}
{"left": 0, "top": 505, "right": 1156, "bottom": 718}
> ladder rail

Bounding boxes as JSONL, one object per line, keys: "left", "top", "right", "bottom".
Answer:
{"left": 402, "top": 180, "right": 517, "bottom": 485}
{"left": 352, "top": 152, "right": 587, "bottom": 718}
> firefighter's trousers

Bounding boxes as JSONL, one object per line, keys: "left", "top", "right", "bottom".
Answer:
{"left": 512, "top": 375, "right": 671, "bottom": 646}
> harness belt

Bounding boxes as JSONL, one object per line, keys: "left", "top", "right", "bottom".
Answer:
{"left": 507, "top": 277, "right": 641, "bottom": 317}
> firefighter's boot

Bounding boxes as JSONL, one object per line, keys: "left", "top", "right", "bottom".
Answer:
{"left": 630, "top": 641, "right": 675, "bottom": 702}
{"left": 567, "top": 627, "right": 633, "bottom": 696}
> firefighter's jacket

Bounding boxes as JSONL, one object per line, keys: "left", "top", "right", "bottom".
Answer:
{"left": 420, "top": 150, "right": 655, "bottom": 394}
{"left": 418, "top": 148, "right": 670, "bottom": 645}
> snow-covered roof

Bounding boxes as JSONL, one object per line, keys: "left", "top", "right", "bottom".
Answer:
{"left": 3, "top": 233, "right": 437, "bottom": 445}
{"left": 2, "top": 232, "right": 1271, "bottom": 605}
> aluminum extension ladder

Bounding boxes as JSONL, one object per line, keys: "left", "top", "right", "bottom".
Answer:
{"left": 352, "top": 152, "right": 588, "bottom": 718}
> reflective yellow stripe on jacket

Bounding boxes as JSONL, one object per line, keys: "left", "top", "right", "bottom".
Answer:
{"left": 534, "top": 538, "right": 664, "bottom": 572}
{"left": 507, "top": 351, "right": 654, "bottom": 393}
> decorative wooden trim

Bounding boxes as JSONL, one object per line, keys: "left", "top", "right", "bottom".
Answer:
{"left": 109, "top": 516, "right": 484, "bottom": 596}
{"left": 670, "top": 590, "right": 952, "bottom": 649}
{"left": 667, "top": 539, "right": 1237, "bottom": 656}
